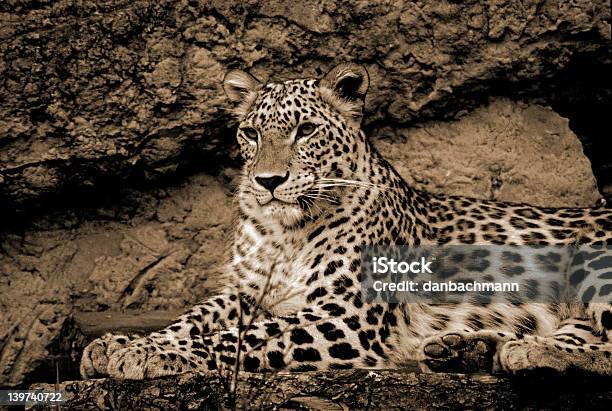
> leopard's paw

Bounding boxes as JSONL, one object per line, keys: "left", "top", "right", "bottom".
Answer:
{"left": 106, "top": 340, "right": 202, "bottom": 379}
{"left": 80, "top": 333, "right": 135, "bottom": 379}
{"left": 419, "top": 330, "right": 514, "bottom": 373}
{"left": 499, "top": 338, "right": 566, "bottom": 374}
{"left": 586, "top": 303, "right": 612, "bottom": 340}
{"left": 499, "top": 335, "right": 612, "bottom": 376}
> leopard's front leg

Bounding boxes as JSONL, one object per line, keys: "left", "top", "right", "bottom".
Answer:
{"left": 192, "top": 312, "right": 393, "bottom": 374}
{"left": 91, "top": 307, "right": 393, "bottom": 379}
{"left": 80, "top": 290, "right": 257, "bottom": 379}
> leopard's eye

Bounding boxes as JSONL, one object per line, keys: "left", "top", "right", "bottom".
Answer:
{"left": 296, "top": 122, "right": 317, "bottom": 140}
{"left": 240, "top": 127, "right": 258, "bottom": 142}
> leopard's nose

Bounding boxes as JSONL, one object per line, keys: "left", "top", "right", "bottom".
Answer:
{"left": 254, "top": 172, "right": 289, "bottom": 193}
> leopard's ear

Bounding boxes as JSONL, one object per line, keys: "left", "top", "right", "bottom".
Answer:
{"left": 223, "top": 69, "right": 261, "bottom": 102}
{"left": 223, "top": 69, "right": 262, "bottom": 117}
{"left": 319, "top": 63, "right": 369, "bottom": 125}
{"left": 321, "top": 63, "right": 369, "bottom": 102}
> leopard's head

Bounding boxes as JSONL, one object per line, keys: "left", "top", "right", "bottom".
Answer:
{"left": 223, "top": 63, "right": 370, "bottom": 228}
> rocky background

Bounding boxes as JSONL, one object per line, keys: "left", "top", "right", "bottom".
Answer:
{"left": 0, "top": 0, "right": 610, "bottom": 388}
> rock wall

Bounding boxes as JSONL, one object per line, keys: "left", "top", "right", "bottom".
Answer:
{"left": 374, "top": 98, "right": 601, "bottom": 207}
{"left": 1, "top": 0, "right": 610, "bottom": 211}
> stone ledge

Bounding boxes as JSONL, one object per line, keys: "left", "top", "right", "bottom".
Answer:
{"left": 30, "top": 370, "right": 612, "bottom": 410}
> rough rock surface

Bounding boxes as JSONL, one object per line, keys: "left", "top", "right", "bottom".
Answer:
{"left": 1, "top": 0, "right": 610, "bottom": 210}
{"left": 0, "top": 98, "right": 602, "bottom": 387}
{"left": 373, "top": 98, "right": 601, "bottom": 207}
{"left": 0, "top": 173, "right": 234, "bottom": 386}
{"left": 30, "top": 370, "right": 612, "bottom": 410}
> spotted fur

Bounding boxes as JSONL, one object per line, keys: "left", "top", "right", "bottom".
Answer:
{"left": 81, "top": 63, "right": 612, "bottom": 380}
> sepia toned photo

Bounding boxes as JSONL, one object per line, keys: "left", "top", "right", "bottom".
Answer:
{"left": 1, "top": 1, "right": 611, "bottom": 409}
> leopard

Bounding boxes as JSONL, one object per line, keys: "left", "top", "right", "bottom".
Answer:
{"left": 80, "top": 63, "right": 612, "bottom": 380}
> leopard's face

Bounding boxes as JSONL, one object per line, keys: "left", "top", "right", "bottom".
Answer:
{"left": 223, "top": 64, "right": 369, "bottom": 228}
{"left": 236, "top": 80, "right": 342, "bottom": 226}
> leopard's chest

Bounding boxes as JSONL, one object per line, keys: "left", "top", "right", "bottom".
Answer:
{"left": 232, "top": 221, "right": 335, "bottom": 315}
